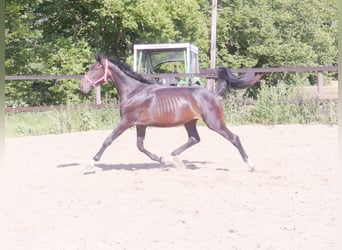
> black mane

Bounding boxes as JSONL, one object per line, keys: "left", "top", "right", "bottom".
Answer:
{"left": 104, "top": 56, "right": 156, "bottom": 85}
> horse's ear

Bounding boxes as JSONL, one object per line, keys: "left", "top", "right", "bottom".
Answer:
{"left": 94, "top": 53, "right": 102, "bottom": 62}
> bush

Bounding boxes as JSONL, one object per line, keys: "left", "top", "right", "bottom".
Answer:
{"left": 222, "top": 82, "right": 337, "bottom": 125}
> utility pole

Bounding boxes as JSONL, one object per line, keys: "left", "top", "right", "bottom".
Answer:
{"left": 206, "top": 0, "right": 217, "bottom": 91}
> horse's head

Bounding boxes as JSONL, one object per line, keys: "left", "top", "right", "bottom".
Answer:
{"left": 80, "top": 54, "right": 109, "bottom": 93}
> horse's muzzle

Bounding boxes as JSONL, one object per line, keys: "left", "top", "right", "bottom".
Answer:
{"left": 80, "top": 78, "right": 92, "bottom": 93}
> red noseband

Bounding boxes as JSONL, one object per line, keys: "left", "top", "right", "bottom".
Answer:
{"left": 84, "top": 59, "right": 109, "bottom": 87}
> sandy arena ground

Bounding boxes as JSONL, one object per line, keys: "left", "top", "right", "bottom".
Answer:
{"left": 1, "top": 125, "right": 339, "bottom": 250}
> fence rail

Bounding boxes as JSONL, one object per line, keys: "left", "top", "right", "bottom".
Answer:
{"left": 4, "top": 66, "right": 338, "bottom": 81}
{"left": 5, "top": 66, "right": 338, "bottom": 113}
{"left": 5, "top": 104, "right": 119, "bottom": 113}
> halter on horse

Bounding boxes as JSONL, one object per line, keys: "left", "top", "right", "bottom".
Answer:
{"left": 80, "top": 54, "right": 255, "bottom": 173}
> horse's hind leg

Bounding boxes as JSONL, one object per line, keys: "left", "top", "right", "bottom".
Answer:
{"left": 136, "top": 125, "right": 162, "bottom": 162}
{"left": 204, "top": 117, "right": 254, "bottom": 171}
{"left": 171, "top": 119, "right": 200, "bottom": 156}
{"left": 217, "top": 126, "right": 254, "bottom": 170}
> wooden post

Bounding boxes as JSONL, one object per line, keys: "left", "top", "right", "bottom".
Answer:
{"left": 206, "top": 0, "right": 217, "bottom": 91}
{"left": 95, "top": 86, "right": 101, "bottom": 105}
{"left": 317, "top": 65, "right": 323, "bottom": 100}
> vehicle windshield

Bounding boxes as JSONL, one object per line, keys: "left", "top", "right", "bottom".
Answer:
{"left": 136, "top": 49, "right": 187, "bottom": 74}
{"left": 149, "top": 50, "right": 185, "bottom": 69}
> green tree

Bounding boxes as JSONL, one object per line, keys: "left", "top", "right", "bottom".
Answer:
{"left": 5, "top": 0, "right": 42, "bottom": 75}
{"left": 5, "top": 0, "right": 338, "bottom": 107}
{"left": 215, "top": 0, "right": 337, "bottom": 68}
{"left": 5, "top": 0, "right": 210, "bottom": 106}
{"left": 5, "top": 0, "right": 94, "bottom": 106}
{"left": 34, "top": 0, "right": 209, "bottom": 63}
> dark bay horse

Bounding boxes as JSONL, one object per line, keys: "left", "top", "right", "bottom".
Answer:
{"left": 80, "top": 54, "right": 254, "bottom": 173}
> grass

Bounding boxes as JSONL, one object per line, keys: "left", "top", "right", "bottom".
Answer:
{"left": 5, "top": 104, "right": 121, "bottom": 137}
{"left": 222, "top": 83, "right": 337, "bottom": 125}
{"left": 5, "top": 83, "right": 338, "bottom": 137}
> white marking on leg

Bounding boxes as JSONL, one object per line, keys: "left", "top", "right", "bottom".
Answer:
{"left": 246, "top": 158, "right": 255, "bottom": 172}
{"left": 161, "top": 155, "right": 173, "bottom": 164}
{"left": 167, "top": 155, "right": 174, "bottom": 163}
{"left": 84, "top": 160, "right": 96, "bottom": 174}
{"left": 173, "top": 156, "right": 186, "bottom": 169}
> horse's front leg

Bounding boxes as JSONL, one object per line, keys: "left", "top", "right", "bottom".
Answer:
{"left": 84, "top": 119, "right": 132, "bottom": 174}
{"left": 136, "top": 126, "right": 183, "bottom": 168}
{"left": 136, "top": 125, "right": 161, "bottom": 162}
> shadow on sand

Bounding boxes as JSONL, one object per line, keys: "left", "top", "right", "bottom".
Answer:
{"left": 57, "top": 160, "right": 212, "bottom": 172}
{"left": 96, "top": 159, "right": 211, "bottom": 171}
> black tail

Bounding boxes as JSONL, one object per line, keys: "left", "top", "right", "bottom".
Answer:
{"left": 216, "top": 67, "right": 264, "bottom": 96}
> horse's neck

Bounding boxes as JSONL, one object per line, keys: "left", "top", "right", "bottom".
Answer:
{"left": 109, "top": 64, "right": 142, "bottom": 100}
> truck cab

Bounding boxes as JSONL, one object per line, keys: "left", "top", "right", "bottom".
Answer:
{"left": 133, "top": 43, "right": 201, "bottom": 86}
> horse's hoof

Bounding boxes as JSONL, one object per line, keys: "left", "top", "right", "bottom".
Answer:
{"left": 160, "top": 155, "right": 186, "bottom": 169}
{"left": 172, "top": 157, "right": 186, "bottom": 169}
{"left": 246, "top": 159, "right": 255, "bottom": 172}
{"left": 248, "top": 167, "right": 256, "bottom": 172}
{"left": 160, "top": 155, "right": 174, "bottom": 165}
{"left": 83, "top": 160, "right": 96, "bottom": 175}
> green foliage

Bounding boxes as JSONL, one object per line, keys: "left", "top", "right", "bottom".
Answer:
{"left": 5, "top": 0, "right": 338, "bottom": 107}
{"left": 5, "top": 0, "right": 42, "bottom": 75}
{"left": 222, "top": 83, "right": 338, "bottom": 125}
{"left": 5, "top": 0, "right": 94, "bottom": 107}
{"left": 247, "top": 83, "right": 318, "bottom": 124}
{"left": 216, "top": 0, "right": 337, "bottom": 68}
{"left": 5, "top": 0, "right": 210, "bottom": 106}
{"left": 5, "top": 35, "right": 94, "bottom": 106}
